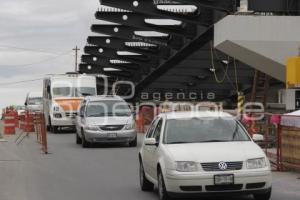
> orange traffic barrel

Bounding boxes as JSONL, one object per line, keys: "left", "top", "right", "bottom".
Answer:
{"left": 4, "top": 112, "right": 16, "bottom": 135}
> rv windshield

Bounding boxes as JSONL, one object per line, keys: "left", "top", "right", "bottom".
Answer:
{"left": 52, "top": 87, "right": 96, "bottom": 98}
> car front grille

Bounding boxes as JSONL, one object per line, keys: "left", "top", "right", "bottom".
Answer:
{"left": 99, "top": 125, "right": 124, "bottom": 131}
{"left": 65, "top": 112, "right": 77, "bottom": 118}
{"left": 205, "top": 184, "right": 243, "bottom": 191}
{"left": 201, "top": 161, "right": 243, "bottom": 171}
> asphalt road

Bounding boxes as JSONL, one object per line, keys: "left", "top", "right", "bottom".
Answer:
{"left": 0, "top": 131, "right": 299, "bottom": 200}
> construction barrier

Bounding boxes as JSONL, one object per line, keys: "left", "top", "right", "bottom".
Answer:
{"left": 19, "top": 113, "right": 26, "bottom": 130}
{"left": 33, "top": 112, "right": 48, "bottom": 154}
{"left": 24, "top": 111, "right": 35, "bottom": 133}
{"left": 3, "top": 110, "right": 17, "bottom": 135}
{"left": 240, "top": 112, "right": 300, "bottom": 172}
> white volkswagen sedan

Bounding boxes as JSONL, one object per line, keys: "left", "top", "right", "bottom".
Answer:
{"left": 139, "top": 111, "right": 272, "bottom": 200}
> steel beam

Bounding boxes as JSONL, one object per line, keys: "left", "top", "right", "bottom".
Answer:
{"left": 176, "top": 0, "right": 235, "bottom": 13}
{"left": 135, "top": 27, "right": 214, "bottom": 95}
{"left": 91, "top": 24, "right": 183, "bottom": 50}
{"left": 84, "top": 45, "right": 151, "bottom": 62}
{"left": 87, "top": 36, "right": 172, "bottom": 53}
{"left": 100, "top": 0, "right": 214, "bottom": 25}
{"left": 82, "top": 52, "right": 158, "bottom": 69}
{"left": 95, "top": 11, "right": 197, "bottom": 38}
{"left": 87, "top": 31, "right": 170, "bottom": 59}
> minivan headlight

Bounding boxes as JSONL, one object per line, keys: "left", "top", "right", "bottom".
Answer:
{"left": 246, "top": 158, "right": 266, "bottom": 169}
{"left": 176, "top": 161, "right": 199, "bottom": 172}
{"left": 125, "top": 123, "right": 135, "bottom": 130}
{"left": 85, "top": 125, "right": 99, "bottom": 131}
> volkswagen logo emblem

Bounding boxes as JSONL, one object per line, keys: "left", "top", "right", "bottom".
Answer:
{"left": 218, "top": 162, "right": 228, "bottom": 170}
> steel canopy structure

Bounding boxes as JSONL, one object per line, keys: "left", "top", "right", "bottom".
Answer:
{"left": 79, "top": 0, "right": 293, "bottom": 102}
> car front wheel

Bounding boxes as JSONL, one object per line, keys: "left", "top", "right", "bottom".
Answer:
{"left": 139, "top": 159, "right": 154, "bottom": 191}
{"left": 129, "top": 137, "right": 137, "bottom": 147}
{"left": 253, "top": 188, "right": 272, "bottom": 200}
{"left": 158, "top": 169, "right": 170, "bottom": 200}
{"left": 81, "top": 131, "right": 90, "bottom": 148}
{"left": 76, "top": 132, "right": 82, "bottom": 144}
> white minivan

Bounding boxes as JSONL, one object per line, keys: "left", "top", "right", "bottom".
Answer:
{"left": 75, "top": 95, "right": 137, "bottom": 148}
{"left": 139, "top": 111, "right": 272, "bottom": 200}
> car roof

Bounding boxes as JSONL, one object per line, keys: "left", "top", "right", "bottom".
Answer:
{"left": 158, "top": 111, "right": 233, "bottom": 120}
{"left": 85, "top": 95, "right": 124, "bottom": 102}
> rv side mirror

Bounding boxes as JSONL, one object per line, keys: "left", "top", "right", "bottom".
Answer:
{"left": 24, "top": 102, "right": 27, "bottom": 106}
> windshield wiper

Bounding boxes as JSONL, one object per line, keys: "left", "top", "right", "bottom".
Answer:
{"left": 167, "top": 142, "right": 190, "bottom": 144}
{"left": 115, "top": 112, "right": 131, "bottom": 116}
{"left": 200, "top": 140, "right": 231, "bottom": 143}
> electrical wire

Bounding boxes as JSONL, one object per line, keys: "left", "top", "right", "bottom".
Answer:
{"left": 210, "top": 41, "right": 229, "bottom": 83}
{"left": 0, "top": 44, "right": 68, "bottom": 55}
{"left": 0, "top": 50, "right": 73, "bottom": 69}
{"left": 233, "top": 58, "right": 239, "bottom": 93}
{"left": 0, "top": 78, "right": 44, "bottom": 86}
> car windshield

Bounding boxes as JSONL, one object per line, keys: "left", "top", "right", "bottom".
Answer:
{"left": 86, "top": 100, "right": 131, "bottom": 117}
{"left": 164, "top": 117, "right": 250, "bottom": 144}
{"left": 28, "top": 97, "right": 42, "bottom": 105}
{"left": 53, "top": 87, "right": 96, "bottom": 97}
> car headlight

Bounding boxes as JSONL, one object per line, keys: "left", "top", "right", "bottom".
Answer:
{"left": 246, "top": 158, "right": 266, "bottom": 169}
{"left": 53, "top": 106, "right": 60, "bottom": 112}
{"left": 85, "top": 125, "right": 99, "bottom": 131}
{"left": 54, "top": 113, "right": 62, "bottom": 118}
{"left": 176, "top": 161, "right": 199, "bottom": 172}
{"left": 124, "top": 122, "right": 135, "bottom": 130}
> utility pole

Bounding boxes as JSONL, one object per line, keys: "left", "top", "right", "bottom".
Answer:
{"left": 73, "top": 46, "right": 80, "bottom": 72}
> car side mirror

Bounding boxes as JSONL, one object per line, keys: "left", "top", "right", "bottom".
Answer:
{"left": 144, "top": 138, "right": 158, "bottom": 146}
{"left": 252, "top": 134, "right": 264, "bottom": 142}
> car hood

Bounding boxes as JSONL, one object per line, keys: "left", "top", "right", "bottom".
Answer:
{"left": 165, "top": 142, "right": 265, "bottom": 163}
{"left": 85, "top": 116, "right": 133, "bottom": 126}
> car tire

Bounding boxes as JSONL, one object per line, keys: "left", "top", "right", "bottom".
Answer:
{"left": 253, "top": 188, "right": 272, "bottom": 200}
{"left": 129, "top": 137, "right": 137, "bottom": 147}
{"left": 158, "top": 168, "right": 170, "bottom": 200}
{"left": 139, "top": 159, "right": 154, "bottom": 191}
{"left": 81, "top": 132, "right": 90, "bottom": 148}
{"left": 76, "top": 133, "right": 82, "bottom": 144}
{"left": 52, "top": 126, "right": 59, "bottom": 134}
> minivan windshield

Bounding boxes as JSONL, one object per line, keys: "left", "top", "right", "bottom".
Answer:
{"left": 86, "top": 100, "right": 131, "bottom": 117}
{"left": 164, "top": 117, "right": 250, "bottom": 144}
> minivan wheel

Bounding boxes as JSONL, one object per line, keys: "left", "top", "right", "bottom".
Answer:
{"left": 253, "top": 188, "right": 272, "bottom": 200}
{"left": 129, "top": 137, "right": 137, "bottom": 147}
{"left": 158, "top": 169, "right": 170, "bottom": 200}
{"left": 76, "top": 133, "right": 82, "bottom": 144}
{"left": 139, "top": 160, "right": 154, "bottom": 191}
{"left": 81, "top": 132, "right": 90, "bottom": 148}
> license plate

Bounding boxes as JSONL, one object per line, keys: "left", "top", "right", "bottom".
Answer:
{"left": 107, "top": 133, "right": 117, "bottom": 138}
{"left": 214, "top": 174, "right": 234, "bottom": 185}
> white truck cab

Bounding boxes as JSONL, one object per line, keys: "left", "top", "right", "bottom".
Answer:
{"left": 43, "top": 73, "right": 97, "bottom": 133}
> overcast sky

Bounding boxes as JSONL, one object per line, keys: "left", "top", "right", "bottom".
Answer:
{"left": 0, "top": 0, "right": 100, "bottom": 112}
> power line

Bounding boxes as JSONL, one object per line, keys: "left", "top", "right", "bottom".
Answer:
{"left": 0, "top": 50, "right": 73, "bottom": 69}
{"left": 0, "top": 44, "right": 68, "bottom": 55}
{"left": 0, "top": 78, "right": 44, "bottom": 86}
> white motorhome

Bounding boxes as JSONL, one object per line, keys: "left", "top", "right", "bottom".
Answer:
{"left": 25, "top": 92, "right": 43, "bottom": 112}
{"left": 43, "top": 73, "right": 97, "bottom": 133}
